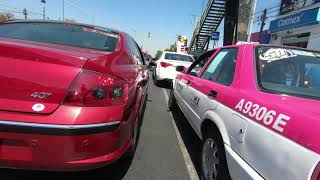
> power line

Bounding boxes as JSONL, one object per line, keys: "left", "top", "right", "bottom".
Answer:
{"left": 64, "top": 0, "right": 89, "bottom": 16}
{"left": 63, "top": 0, "right": 94, "bottom": 24}
{"left": 254, "top": 0, "right": 309, "bottom": 16}
{"left": 0, "top": 4, "right": 43, "bottom": 15}
{"left": 0, "top": 3, "right": 23, "bottom": 11}
{"left": 0, "top": 8, "right": 22, "bottom": 14}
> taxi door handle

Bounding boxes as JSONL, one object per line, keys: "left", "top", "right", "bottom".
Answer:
{"left": 186, "top": 80, "right": 191, "bottom": 85}
{"left": 208, "top": 90, "right": 217, "bottom": 99}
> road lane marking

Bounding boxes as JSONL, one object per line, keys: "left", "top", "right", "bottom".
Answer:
{"left": 162, "top": 88, "right": 200, "bottom": 180}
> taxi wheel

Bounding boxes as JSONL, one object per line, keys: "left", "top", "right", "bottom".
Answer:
{"left": 201, "top": 131, "right": 230, "bottom": 180}
{"left": 168, "top": 89, "right": 178, "bottom": 111}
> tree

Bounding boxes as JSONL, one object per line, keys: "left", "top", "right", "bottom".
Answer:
{"left": 0, "top": 12, "right": 14, "bottom": 22}
{"left": 165, "top": 43, "right": 177, "bottom": 52}
{"left": 155, "top": 50, "right": 163, "bottom": 60}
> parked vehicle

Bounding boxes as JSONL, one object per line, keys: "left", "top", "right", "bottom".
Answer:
{"left": 148, "top": 58, "right": 157, "bottom": 70}
{"left": 153, "top": 51, "right": 194, "bottom": 86}
{"left": 169, "top": 44, "right": 320, "bottom": 180}
{"left": 0, "top": 20, "right": 149, "bottom": 171}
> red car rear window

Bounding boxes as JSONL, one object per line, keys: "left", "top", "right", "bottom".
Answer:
{"left": 0, "top": 22, "right": 119, "bottom": 52}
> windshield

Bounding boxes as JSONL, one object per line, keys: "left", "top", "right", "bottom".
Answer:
{"left": 256, "top": 46, "right": 320, "bottom": 99}
{"left": 0, "top": 22, "right": 118, "bottom": 52}
{"left": 164, "top": 53, "right": 193, "bottom": 62}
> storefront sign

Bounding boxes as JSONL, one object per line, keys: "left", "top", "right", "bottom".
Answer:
{"left": 280, "top": 0, "right": 320, "bottom": 15}
{"left": 270, "top": 8, "right": 320, "bottom": 32}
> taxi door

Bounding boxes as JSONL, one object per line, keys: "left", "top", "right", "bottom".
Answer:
{"left": 193, "top": 49, "right": 239, "bottom": 131}
{"left": 178, "top": 49, "right": 229, "bottom": 135}
{"left": 174, "top": 72, "right": 191, "bottom": 115}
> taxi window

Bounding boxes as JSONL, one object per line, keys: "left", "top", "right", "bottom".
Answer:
{"left": 201, "top": 48, "right": 238, "bottom": 85}
{"left": 188, "top": 50, "right": 215, "bottom": 77}
{"left": 256, "top": 46, "right": 320, "bottom": 99}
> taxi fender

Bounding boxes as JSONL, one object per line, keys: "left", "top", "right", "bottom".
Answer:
{"left": 200, "top": 109, "right": 230, "bottom": 146}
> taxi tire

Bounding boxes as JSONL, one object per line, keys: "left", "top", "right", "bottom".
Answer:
{"left": 200, "top": 131, "right": 231, "bottom": 180}
{"left": 168, "top": 89, "right": 178, "bottom": 111}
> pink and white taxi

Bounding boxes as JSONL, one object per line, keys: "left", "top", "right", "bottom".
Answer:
{"left": 169, "top": 44, "right": 320, "bottom": 180}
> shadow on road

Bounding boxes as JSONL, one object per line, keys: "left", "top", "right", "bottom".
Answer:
{"left": 170, "top": 107, "right": 202, "bottom": 178}
{"left": 0, "top": 156, "right": 132, "bottom": 180}
{"left": 0, "top": 96, "right": 149, "bottom": 180}
{"left": 155, "top": 81, "right": 172, "bottom": 89}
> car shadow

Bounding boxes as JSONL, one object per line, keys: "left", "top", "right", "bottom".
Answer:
{"left": 155, "top": 80, "right": 172, "bottom": 89}
{"left": 0, "top": 156, "right": 133, "bottom": 180}
{"left": 0, "top": 98, "right": 149, "bottom": 180}
{"left": 169, "top": 107, "right": 202, "bottom": 178}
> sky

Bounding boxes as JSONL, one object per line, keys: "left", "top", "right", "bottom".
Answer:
{"left": 0, "top": 0, "right": 279, "bottom": 56}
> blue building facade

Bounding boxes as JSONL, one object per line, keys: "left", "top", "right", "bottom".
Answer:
{"left": 269, "top": 1, "right": 320, "bottom": 50}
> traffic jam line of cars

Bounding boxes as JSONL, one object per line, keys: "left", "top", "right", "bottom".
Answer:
{"left": 0, "top": 20, "right": 320, "bottom": 180}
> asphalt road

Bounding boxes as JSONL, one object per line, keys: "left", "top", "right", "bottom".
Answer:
{"left": 1, "top": 78, "right": 203, "bottom": 180}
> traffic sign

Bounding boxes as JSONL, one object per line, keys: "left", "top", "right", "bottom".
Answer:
{"left": 211, "top": 32, "right": 220, "bottom": 40}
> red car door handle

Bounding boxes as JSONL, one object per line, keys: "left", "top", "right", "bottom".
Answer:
{"left": 208, "top": 90, "right": 217, "bottom": 99}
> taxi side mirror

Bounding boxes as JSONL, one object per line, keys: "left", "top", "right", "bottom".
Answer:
{"left": 176, "top": 66, "right": 186, "bottom": 73}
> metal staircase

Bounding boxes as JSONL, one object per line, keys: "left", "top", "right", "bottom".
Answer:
{"left": 189, "top": 0, "right": 225, "bottom": 54}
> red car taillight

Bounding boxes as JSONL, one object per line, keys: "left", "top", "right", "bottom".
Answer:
{"left": 311, "top": 162, "right": 320, "bottom": 180}
{"left": 63, "top": 70, "right": 128, "bottom": 107}
{"left": 160, "top": 62, "right": 173, "bottom": 68}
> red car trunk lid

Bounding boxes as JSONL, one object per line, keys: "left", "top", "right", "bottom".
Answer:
{"left": 0, "top": 38, "right": 107, "bottom": 114}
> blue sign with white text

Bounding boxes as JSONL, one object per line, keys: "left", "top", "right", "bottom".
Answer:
{"left": 211, "top": 32, "right": 220, "bottom": 40}
{"left": 270, "top": 8, "right": 320, "bottom": 32}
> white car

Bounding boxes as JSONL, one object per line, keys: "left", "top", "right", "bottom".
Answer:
{"left": 153, "top": 51, "right": 194, "bottom": 85}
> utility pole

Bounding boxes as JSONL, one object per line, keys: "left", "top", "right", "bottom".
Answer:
{"left": 247, "top": 0, "right": 257, "bottom": 42}
{"left": 237, "top": 0, "right": 254, "bottom": 42}
{"left": 259, "top": 9, "right": 268, "bottom": 43}
{"left": 224, "top": 0, "right": 239, "bottom": 45}
{"left": 23, "top": 8, "right": 28, "bottom": 20}
{"left": 191, "top": 14, "right": 197, "bottom": 28}
{"left": 62, "top": 0, "right": 65, "bottom": 21}
{"left": 41, "top": 0, "right": 46, "bottom": 20}
{"left": 201, "top": 0, "right": 205, "bottom": 14}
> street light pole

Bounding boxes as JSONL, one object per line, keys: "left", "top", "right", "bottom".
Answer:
{"left": 259, "top": 9, "right": 268, "bottom": 43}
{"left": 23, "top": 8, "right": 28, "bottom": 20}
{"left": 41, "top": 0, "right": 46, "bottom": 20}
{"left": 62, "top": 0, "right": 65, "bottom": 21}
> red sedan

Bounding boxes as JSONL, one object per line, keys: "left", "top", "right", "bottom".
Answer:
{"left": 0, "top": 20, "right": 149, "bottom": 171}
